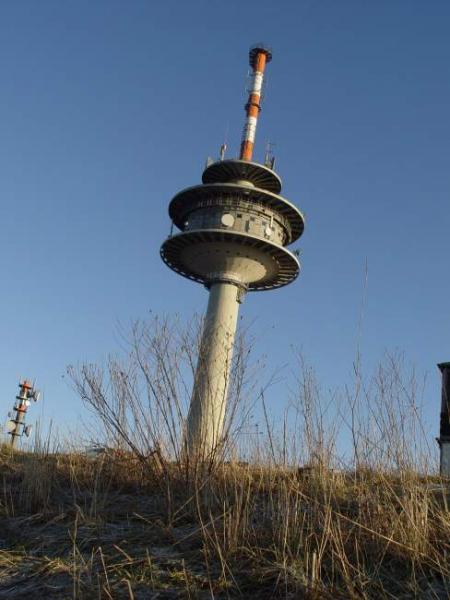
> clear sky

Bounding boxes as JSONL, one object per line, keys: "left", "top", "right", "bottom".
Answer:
{"left": 1, "top": 0, "right": 449, "bottom": 447}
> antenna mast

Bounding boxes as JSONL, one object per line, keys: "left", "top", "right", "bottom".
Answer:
{"left": 6, "top": 379, "right": 40, "bottom": 449}
{"left": 239, "top": 43, "right": 272, "bottom": 161}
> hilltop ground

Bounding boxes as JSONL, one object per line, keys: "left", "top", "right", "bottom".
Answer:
{"left": 0, "top": 445, "right": 449, "bottom": 599}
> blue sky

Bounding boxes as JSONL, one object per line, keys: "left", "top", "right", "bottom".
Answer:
{"left": 1, "top": 0, "right": 449, "bottom": 447}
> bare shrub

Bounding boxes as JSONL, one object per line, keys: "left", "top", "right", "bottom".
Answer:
{"left": 340, "top": 351, "right": 434, "bottom": 474}
{"left": 67, "top": 315, "right": 262, "bottom": 471}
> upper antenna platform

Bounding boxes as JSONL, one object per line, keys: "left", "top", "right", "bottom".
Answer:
{"left": 249, "top": 43, "right": 272, "bottom": 67}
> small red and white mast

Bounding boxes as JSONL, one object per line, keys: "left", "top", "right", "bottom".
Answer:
{"left": 7, "top": 379, "right": 40, "bottom": 449}
{"left": 239, "top": 44, "right": 272, "bottom": 162}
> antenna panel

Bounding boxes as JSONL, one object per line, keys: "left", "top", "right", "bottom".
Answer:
{"left": 5, "top": 420, "right": 15, "bottom": 433}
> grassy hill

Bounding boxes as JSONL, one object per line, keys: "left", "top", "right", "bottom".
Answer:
{"left": 1, "top": 444, "right": 449, "bottom": 599}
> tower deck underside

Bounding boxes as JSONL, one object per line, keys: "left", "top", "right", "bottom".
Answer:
{"left": 161, "top": 229, "right": 300, "bottom": 290}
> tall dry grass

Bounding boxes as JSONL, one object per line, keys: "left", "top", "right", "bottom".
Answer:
{"left": 1, "top": 316, "right": 448, "bottom": 599}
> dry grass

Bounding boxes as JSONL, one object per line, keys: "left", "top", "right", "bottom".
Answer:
{"left": 1, "top": 444, "right": 450, "bottom": 599}
{"left": 2, "top": 318, "right": 448, "bottom": 597}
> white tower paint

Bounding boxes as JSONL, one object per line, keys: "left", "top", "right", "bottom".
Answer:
{"left": 186, "top": 282, "right": 240, "bottom": 454}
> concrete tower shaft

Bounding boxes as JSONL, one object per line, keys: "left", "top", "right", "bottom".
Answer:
{"left": 186, "top": 282, "right": 240, "bottom": 454}
{"left": 160, "top": 46, "right": 305, "bottom": 457}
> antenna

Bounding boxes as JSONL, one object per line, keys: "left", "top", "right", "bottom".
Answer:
{"left": 264, "top": 140, "right": 276, "bottom": 169}
{"left": 6, "top": 379, "right": 39, "bottom": 449}
{"left": 240, "top": 43, "right": 272, "bottom": 161}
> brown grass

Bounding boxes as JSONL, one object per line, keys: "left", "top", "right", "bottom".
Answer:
{"left": 2, "top": 318, "right": 447, "bottom": 598}
{"left": 1, "top": 444, "right": 449, "bottom": 599}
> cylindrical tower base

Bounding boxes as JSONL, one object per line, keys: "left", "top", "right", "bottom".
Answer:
{"left": 11, "top": 408, "right": 25, "bottom": 449}
{"left": 186, "top": 282, "right": 241, "bottom": 457}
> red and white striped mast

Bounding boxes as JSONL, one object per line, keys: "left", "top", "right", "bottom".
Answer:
{"left": 239, "top": 44, "right": 272, "bottom": 161}
{"left": 7, "top": 379, "right": 40, "bottom": 449}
